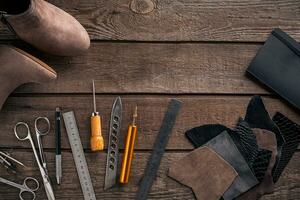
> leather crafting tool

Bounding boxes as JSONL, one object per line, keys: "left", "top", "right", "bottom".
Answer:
{"left": 0, "top": 176, "right": 39, "bottom": 200}
{"left": 0, "top": 151, "right": 26, "bottom": 174}
{"left": 90, "top": 79, "right": 104, "bottom": 151}
{"left": 168, "top": 146, "right": 238, "bottom": 200}
{"left": 104, "top": 97, "right": 122, "bottom": 190}
{"left": 120, "top": 106, "right": 138, "bottom": 184}
{"left": 14, "top": 117, "right": 55, "bottom": 200}
{"left": 63, "top": 111, "right": 96, "bottom": 200}
{"left": 272, "top": 112, "right": 300, "bottom": 183}
{"left": 55, "top": 107, "right": 62, "bottom": 185}
{"left": 136, "top": 99, "right": 182, "bottom": 200}
{"left": 204, "top": 131, "right": 258, "bottom": 200}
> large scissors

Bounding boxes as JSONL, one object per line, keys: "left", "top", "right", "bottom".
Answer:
{"left": 0, "top": 176, "right": 39, "bottom": 200}
{"left": 14, "top": 117, "right": 55, "bottom": 200}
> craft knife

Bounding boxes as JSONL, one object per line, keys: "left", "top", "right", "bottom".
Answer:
{"left": 104, "top": 97, "right": 122, "bottom": 190}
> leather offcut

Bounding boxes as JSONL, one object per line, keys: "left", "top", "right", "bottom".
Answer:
{"left": 244, "top": 95, "right": 284, "bottom": 152}
{"left": 168, "top": 146, "right": 237, "bottom": 200}
{"left": 204, "top": 131, "right": 258, "bottom": 200}
{"left": 236, "top": 128, "right": 277, "bottom": 200}
{"left": 272, "top": 112, "right": 300, "bottom": 183}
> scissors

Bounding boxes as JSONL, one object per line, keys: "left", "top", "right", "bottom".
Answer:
{"left": 0, "top": 176, "right": 39, "bottom": 200}
{"left": 14, "top": 117, "right": 55, "bottom": 200}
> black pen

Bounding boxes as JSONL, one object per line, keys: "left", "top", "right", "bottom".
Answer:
{"left": 55, "top": 107, "right": 62, "bottom": 184}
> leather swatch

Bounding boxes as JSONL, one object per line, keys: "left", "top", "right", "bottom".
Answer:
{"left": 204, "top": 131, "right": 258, "bottom": 200}
{"left": 232, "top": 120, "right": 259, "bottom": 171}
{"left": 251, "top": 149, "right": 272, "bottom": 182}
{"left": 236, "top": 129, "right": 277, "bottom": 200}
{"left": 244, "top": 96, "right": 284, "bottom": 151}
{"left": 272, "top": 112, "right": 300, "bottom": 183}
{"left": 185, "top": 124, "right": 230, "bottom": 147}
{"left": 168, "top": 146, "right": 237, "bottom": 200}
{"left": 185, "top": 121, "right": 269, "bottom": 182}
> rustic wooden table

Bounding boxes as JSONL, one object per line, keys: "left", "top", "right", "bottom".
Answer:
{"left": 0, "top": 0, "right": 300, "bottom": 199}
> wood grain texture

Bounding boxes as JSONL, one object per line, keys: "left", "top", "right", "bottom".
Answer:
{"left": 9, "top": 42, "right": 270, "bottom": 94}
{"left": 0, "top": 151, "right": 299, "bottom": 200}
{"left": 1, "top": 0, "right": 300, "bottom": 42}
{"left": 1, "top": 95, "right": 299, "bottom": 150}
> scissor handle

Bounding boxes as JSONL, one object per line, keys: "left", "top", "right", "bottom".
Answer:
{"left": 23, "top": 177, "right": 39, "bottom": 191}
{"left": 35, "top": 117, "right": 50, "bottom": 136}
{"left": 19, "top": 177, "right": 39, "bottom": 200}
{"left": 19, "top": 189, "right": 36, "bottom": 200}
{"left": 14, "top": 122, "right": 31, "bottom": 141}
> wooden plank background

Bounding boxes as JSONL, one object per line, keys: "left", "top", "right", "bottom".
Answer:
{"left": 0, "top": 0, "right": 300, "bottom": 199}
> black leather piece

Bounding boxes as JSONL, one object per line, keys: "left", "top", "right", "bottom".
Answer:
{"left": 204, "top": 131, "right": 258, "bottom": 200}
{"left": 252, "top": 149, "right": 272, "bottom": 182}
{"left": 233, "top": 120, "right": 259, "bottom": 170}
{"left": 185, "top": 124, "right": 231, "bottom": 147}
{"left": 272, "top": 112, "right": 300, "bottom": 183}
{"left": 247, "top": 28, "right": 300, "bottom": 111}
{"left": 244, "top": 96, "right": 284, "bottom": 150}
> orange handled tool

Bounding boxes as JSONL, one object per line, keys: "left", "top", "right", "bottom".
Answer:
{"left": 90, "top": 80, "right": 104, "bottom": 151}
{"left": 120, "top": 106, "right": 138, "bottom": 184}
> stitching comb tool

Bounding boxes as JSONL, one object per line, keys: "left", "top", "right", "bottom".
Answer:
{"left": 120, "top": 106, "right": 138, "bottom": 184}
{"left": 104, "top": 97, "right": 122, "bottom": 190}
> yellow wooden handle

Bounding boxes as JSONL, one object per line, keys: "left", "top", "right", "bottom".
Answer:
{"left": 90, "top": 115, "right": 104, "bottom": 151}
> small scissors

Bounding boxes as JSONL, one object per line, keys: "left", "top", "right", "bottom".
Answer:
{"left": 14, "top": 117, "right": 55, "bottom": 200}
{"left": 0, "top": 176, "right": 39, "bottom": 200}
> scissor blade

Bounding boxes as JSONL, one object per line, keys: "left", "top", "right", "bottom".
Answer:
{"left": 43, "top": 176, "right": 55, "bottom": 200}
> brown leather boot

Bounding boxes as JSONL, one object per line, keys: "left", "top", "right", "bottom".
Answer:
{"left": 0, "top": 0, "right": 90, "bottom": 56}
{"left": 0, "top": 45, "right": 57, "bottom": 110}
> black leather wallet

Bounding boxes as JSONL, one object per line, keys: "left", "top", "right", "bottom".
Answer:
{"left": 247, "top": 28, "right": 300, "bottom": 110}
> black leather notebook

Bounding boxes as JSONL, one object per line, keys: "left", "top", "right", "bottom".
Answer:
{"left": 247, "top": 28, "right": 300, "bottom": 110}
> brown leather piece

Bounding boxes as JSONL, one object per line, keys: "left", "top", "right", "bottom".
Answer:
{"left": 0, "top": 45, "right": 57, "bottom": 110}
{"left": 168, "top": 146, "right": 237, "bottom": 200}
{"left": 236, "top": 128, "right": 277, "bottom": 200}
{"left": 3, "top": 0, "right": 90, "bottom": 56}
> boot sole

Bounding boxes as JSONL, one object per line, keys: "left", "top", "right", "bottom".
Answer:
{"left": 12, "top": 47, "right": 57, "bottom": 76}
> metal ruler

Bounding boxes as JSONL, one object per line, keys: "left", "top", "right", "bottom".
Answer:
{"left": 104, "top": 97, "right": 122, "bottom": 190}
{"left": 63, "top": 111, "right": 96, "bottom": 200}
{"left": 136, "top": 99, "right": 182, "bottom": 200}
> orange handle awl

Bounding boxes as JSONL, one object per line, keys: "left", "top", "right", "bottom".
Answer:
{"left": 90, "top": 79, "right": 104, "bottom": 151}
{"left": 91, "top": 114, "right": 104, "bottom": 151}
{"left": 120, "top": 106, "right": 138, "bottom": 184}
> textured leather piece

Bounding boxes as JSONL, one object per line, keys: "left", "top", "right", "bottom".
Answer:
{"left": 2, "top": 0, "right": 90, "bottom": 56}
{"left": 272, "top": 112, "right": 300, "bottom": 183}
{"left": 251, "top": 149, "right": 272, "bottom": 182}
{"left": 244, "top": 96, "right": 284, "bottom": 150}
{"left": 236, "top": 129, "right": 277, "bottom": 200}
{"left": 0, "top": 45, "right": 56, "bottom": 110}
{"left": 168, "top": 146, "right": 237, "bottom": 200}
{"left": 204, "top": 131, "right": 258, "bottom": 200}
{"left": 185, "top": 121, "right": 269, "bottom": 181}
{"left": 232, "top": 120, "right": 259, "bottom": 170}
{"left": 247, "top": 28, "right": 300, "bottom": 110}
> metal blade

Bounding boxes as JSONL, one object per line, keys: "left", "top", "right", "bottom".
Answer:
{"left": 104, "top": 97, "right": 122, "bottom": 190}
